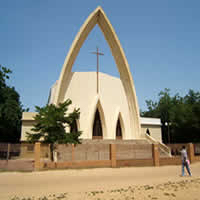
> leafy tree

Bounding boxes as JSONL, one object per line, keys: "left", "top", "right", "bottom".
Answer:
{"left": 0, "top": 65, "right": 25, "bottom": 142}
{"left": 27, "top": 99, "right": 82, "bottom": 161}
{"left": 171, "top": 90, "right": 200, "bottom": 143}
{"left": 141, "top": 88, "right": 200, "bottom": 143}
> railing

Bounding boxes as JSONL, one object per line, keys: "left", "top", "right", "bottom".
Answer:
{"left": 145, "top": 134, "right": 171, "bottom": 156}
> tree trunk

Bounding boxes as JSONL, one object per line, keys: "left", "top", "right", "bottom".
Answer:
{"left": 50, "top": 143, "right": 54, "bottom": 162}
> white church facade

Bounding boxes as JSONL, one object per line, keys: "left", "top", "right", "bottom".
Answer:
{"left": 21, "top": 7, "right": 163, "bottom": 144}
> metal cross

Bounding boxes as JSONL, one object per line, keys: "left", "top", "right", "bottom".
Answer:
{"left": 91, "top": 47, "right": 104, "bottom": 94}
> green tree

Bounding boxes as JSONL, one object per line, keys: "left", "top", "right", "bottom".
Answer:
{"left": 141, "top": 89, "right": 200, "bottom": 143}
{"left": 0, "top": 65, "right": 25, "bottom": 142}
{"left": 171, "top": 90, "right": 200, "bottom": 143}
{"left": 27, "top": 99, "right": 82, "bottom": 161}
{"left": 141, "top": 88, "right": 173, "bottom": 143}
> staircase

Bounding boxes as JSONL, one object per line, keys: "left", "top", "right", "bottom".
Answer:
{"left": 145, "top": 134, "right": 171, "bottom": 157}
{"left": 81, "top": 138, "right": 171, "bottom": 158}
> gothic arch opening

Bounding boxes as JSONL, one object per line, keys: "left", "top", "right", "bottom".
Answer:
{"left": 92, "top": 109, "right": 103, "bottom": 139}
{"left": 116, "top": 118, "right": 122, "bottom": 140}
{"left": 115, "top": 112, "right": 125, "bottom": 139}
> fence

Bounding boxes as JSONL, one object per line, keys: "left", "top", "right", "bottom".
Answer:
{"left": 167, "top": 143, "right": 200, "bottom": 156}
{"left": 46, "top": 144, "right": 152, "bottom": 161}
{"left": 35, "top": 142, "right": 200, "bottom": 170}
{"left": 0, "top": 143, "right": 35, "bottom": 171}
{"left": 0, "top": 142, "right": 200, "bottom": 171}
{"left": 34, "top": 143, "right": 159, "bottom": 170}
{"left": 35, "top": 143, "right": 114, "bottom": 170}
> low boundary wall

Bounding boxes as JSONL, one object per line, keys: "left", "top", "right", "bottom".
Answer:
{"left": 0, "top": 160, "right": 34, "bottom": 171}
{"left": 41, "top": 160, "right": 111, "bottom": 169}
{"left": 0, "top": 142, "right": 199, "bottom": 171}
{"left": 0, "top": 143, "right": 35, "bottom": 171}
{"left": 35, "top": 142, "right": 199, "bottom": 170}
{"left": 117, "top": 159, "right": 154, "bottom": 167}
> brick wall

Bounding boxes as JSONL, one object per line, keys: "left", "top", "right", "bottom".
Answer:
{"left": 0, "top": 160, "right": 34, "bottom": 171}
{"left": 167, "top": 143, "right": 188, "bottom": 156}
{"left": 116, "top": 144, "right": 152, "bottom": 160}
{"left": 1, "top": 142, "right": 200, "bottom": 171}
{"left": 74, "top": 144, "right": 110, "bottom": 161}
{"left": 195, "top": 156, "right": 200, "bottom": 161}
{"left": 40, "top": 144, "right": 50, "bottom": 160}
{"left": 20, "top": 143, "right": 35, "bottom": 159}
{"left": 38, "top": 143, "right": 155, "bottom": 169}
{"left": 160, "top": 157, "right": 181, "bottom": 166}
{"left": 57, "top": 144, "right": 72, "bottom": 161}
{"left": 194, "top": 144, "right": 200, "bottom": 155}
{"left": 117, "top": 159, "right": 153, "bottom": 167}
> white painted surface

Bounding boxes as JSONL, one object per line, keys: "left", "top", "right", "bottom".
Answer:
{"left": 21, "top": 72, "right": 162, "bottom": 142}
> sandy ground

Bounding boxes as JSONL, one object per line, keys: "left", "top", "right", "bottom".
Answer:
{"left": 0, "top": 162, "right": 200, "bottom": 200}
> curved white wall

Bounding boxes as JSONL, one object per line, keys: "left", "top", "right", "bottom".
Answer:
{"left": 21, "top": 76, "right": 162, "bottom": 142}
{"left": 58, "top": 72, "right": 133, "bottom": 139}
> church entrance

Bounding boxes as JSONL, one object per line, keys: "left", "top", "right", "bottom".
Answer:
{"left": 92, "top": 109, "right": 103, "bottom": 139}
{"left": 116, "top": 118, "right": 122, "bottom": 140}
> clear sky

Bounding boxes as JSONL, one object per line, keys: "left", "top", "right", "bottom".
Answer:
{"left": 1, "top": 0, "right": 200, "bottom": 112}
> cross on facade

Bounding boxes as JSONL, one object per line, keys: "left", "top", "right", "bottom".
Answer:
{"left": 91, "top": 47, "right": 104, "bottom": 94}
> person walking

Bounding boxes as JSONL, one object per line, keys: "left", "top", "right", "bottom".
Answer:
{"left": 180, "top": 146, "right": 192, "bottom": 176}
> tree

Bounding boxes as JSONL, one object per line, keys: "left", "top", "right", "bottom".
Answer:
{"left": 141, "top": 89, "right": 200, "bottom": 143}
{"left": 26, "top": 99, "right": 82, "bottom": 161}
{"left": 171, "top": 90, "right": 200, "bottom": 143}
{"left": 141, "top": 88, "right": 173, "bottom": 143}
{"left": 0, "top": 65, "right": 25, "bottom": 142}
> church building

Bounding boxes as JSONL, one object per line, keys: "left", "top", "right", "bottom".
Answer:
{"left": 21, "top": 7, "right": 163, "bottom": 145}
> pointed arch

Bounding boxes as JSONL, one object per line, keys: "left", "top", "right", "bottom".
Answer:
{"left": 116, "top": 119, "right": 122, "bottom": 139}
{"left": 93, "top": 109, "right": 103, "bottom": 139}
{"left": 89, "top": 97, "right": 107, "bottom": 139}
{"left": 54, "top": 6, "right": 141, "bottom": 138}
{"left": 115, "top": 112, "right": 125, "bottom": 140}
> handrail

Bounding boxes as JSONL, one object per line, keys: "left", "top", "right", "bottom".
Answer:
{"left": 145, "top": 134, "right": 171, "bottom": 156}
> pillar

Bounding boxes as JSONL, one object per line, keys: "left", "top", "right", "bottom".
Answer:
{"left": 110, "top": 144, "right": 116, "bottom": 167}
{"left": 188, "top": 143, "right": 195, "bottom": 163}
{"left": 152, "top": 143, "right": 160, "bottom": 166}
{"left": 34, "top": 142, "right": 41, "bottom": 171}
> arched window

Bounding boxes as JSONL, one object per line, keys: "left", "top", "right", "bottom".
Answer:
{"left": 92, "top": 109, "right": 103, "bottom": 139}
{"left": 116, "top": 118, "right": 122, "bottom": 139}
{"left": 70, "top": 120, "right": 78, "bottom": 133}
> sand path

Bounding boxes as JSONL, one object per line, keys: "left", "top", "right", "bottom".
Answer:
{"left": 0, "top": 162, "right": 200, "bottom": 199}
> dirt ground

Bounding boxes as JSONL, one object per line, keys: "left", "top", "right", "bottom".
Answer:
{"left": 0, "top": 162, "right": 200, "bottom": 200}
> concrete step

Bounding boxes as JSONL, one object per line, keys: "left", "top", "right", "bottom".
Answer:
{"left": 81, "top": 139, "right": 150, "bottom": 145}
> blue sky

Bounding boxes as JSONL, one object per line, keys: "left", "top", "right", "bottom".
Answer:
{"left": 1, "top": 0, "right": 200, "bottom": 112}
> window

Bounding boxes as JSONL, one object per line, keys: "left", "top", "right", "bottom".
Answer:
{"left": 93, "top": 109, "right": 103, "bottom": 139}
{"left": 116, "top": 118, "right": 122, "bottom": 139}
